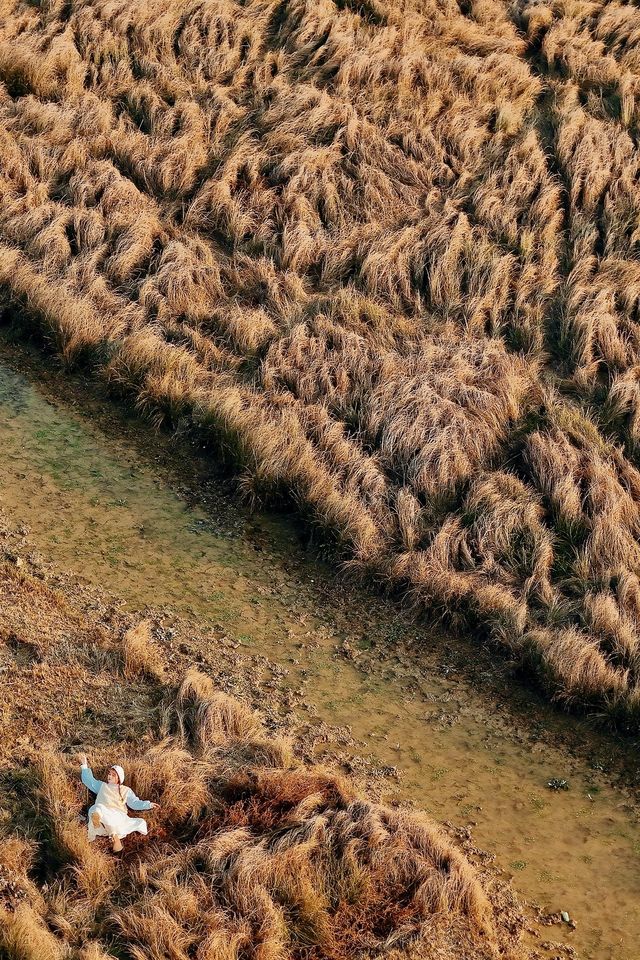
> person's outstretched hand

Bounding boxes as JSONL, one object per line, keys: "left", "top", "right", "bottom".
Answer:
{"left": 149, "top": 802, "right": 160, "bottom": 810}
{"left": 79, "top": 753, "right": 88, "bottom": 766}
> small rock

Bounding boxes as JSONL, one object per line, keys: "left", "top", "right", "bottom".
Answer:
{"left": 547, "top": 778, "right": 569, "bottom": 791}
{"left": 338, "top": 640, "right": 360, "bottom": 662}
{"left": 561, "top": 911, "right": 570, "bottom": 923}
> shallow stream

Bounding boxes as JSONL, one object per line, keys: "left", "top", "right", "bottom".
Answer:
{"left": 0, "top": 345, "right": 639, "bottom": 960}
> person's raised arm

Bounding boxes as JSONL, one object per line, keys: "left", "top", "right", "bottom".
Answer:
{"left": 79, "top": 753, "right": 101, "bottom": 794}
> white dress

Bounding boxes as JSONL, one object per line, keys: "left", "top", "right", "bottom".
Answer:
{"left": 81, "top": 764, "right": 152, "bottom": 841}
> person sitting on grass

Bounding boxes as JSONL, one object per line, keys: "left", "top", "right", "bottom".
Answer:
{"left": 79, "top": 753, "right": 159, "bottom": 853}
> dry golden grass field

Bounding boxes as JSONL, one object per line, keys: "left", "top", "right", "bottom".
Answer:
{"left": 1, "top": 0, "right": 640, "bottom": 721}
{"left": 0, "top": 522, "right": 527, "bottom": 960}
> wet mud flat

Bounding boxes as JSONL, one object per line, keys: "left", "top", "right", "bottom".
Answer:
{"left": 0, "top": 339, "right": 639, "bottom": 960}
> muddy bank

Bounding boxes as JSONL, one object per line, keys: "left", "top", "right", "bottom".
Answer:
{"left": 0, "top": 339, "right": 639, "bottom": 960}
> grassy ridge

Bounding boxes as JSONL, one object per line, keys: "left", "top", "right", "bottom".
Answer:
{"left": 1, "top": 0, "right": 640, "bottom": 719}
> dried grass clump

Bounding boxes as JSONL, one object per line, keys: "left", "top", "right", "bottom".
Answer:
{"left": 0, "top": 903, "right": 66, "bottom": 960}
{"left": 1, "top": 674, "right": 503, "bottom": 960}
{"left": 525, "top": 626, "right": 631, "bottom": 712}
{"left": 2, "top": 0, "right": 640, "bottom": 721}
{"left": 165, "top": 666, "right": 264, "bottom": 750}
{"left": 383, "top": 396, "right": 640, "bottom": 714}
{"left": 519, "top": 400, "right": 640, "bottom": 704}
{"left": 391, "top": 472, "right": 542, "bottom": 641}
{"left": 262, "top": 318, "right": 533, "bottom": 525}
{"left": 122, "top": 620, "right": 167, "bottom": 682}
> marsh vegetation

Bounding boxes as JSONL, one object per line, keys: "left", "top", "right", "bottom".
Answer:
{"left": 3, "top": 0, "right": 640, "bottom": 720}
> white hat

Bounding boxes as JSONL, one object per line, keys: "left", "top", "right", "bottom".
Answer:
{"left": 110, "top": 765, "right": 125, "bottom": 784}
